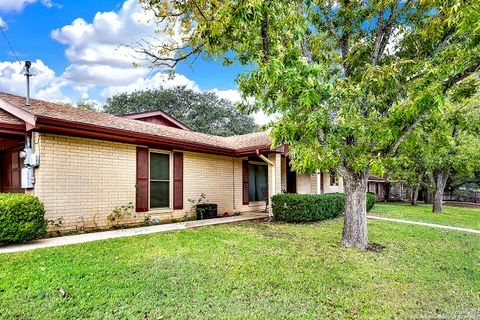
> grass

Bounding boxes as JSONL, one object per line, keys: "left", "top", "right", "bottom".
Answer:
{"left": 370, "top": 202, "right": 480, "bottom": 230}
{"left": 1, "top": 216, "right": 479, "bottom": 319}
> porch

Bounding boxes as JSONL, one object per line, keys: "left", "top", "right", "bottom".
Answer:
{"left": 0, "top": 135, "right": 25, "bottom": 193}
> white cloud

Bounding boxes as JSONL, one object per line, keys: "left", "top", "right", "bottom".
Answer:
{"left": 0, "top": 0, "right": 58, "bottom": 12}
{"left": 51, "top": 0, "right": 176, "bottom": 87}
{"left": 0, "top": 59, "right": 69, "bottom": 102}
{"left": 0, "top": 16, "right": 7, "bottom": 29}
{"left": 209, "top": 88, "right": 273, "bottom": 126}
{"left": 101, "top": 71, "right": 200, "bottom": 98}
{"left": 0, "top": 0, "right": 269, "bottom": 126}
{"left": 210, "top": 88, "right": 242, "bottom": 103}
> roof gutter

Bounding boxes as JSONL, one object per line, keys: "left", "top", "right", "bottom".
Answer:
{"left": 256, "top": 148, "right": 274, "bottom": 166}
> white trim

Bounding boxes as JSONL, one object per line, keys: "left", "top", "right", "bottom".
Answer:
{"left": 248, "top": 160, "right": 268, "bottom": 166}
{"left": 148, "top": 149, "right": 173, "bottom": 210}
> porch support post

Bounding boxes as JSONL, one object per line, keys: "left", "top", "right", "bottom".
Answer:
{"left": 267, "top": 153, "right": 282, "bottom": 217}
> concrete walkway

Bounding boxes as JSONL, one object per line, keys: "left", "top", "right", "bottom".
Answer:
{"left": 367, "top": 216, "right": 480, "bottom": 234}
{"left": 0, "top": 213, "right": 268, "bottom": 254}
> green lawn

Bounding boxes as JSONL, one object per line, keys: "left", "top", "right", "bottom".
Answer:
{"left": 370, "top": 202, "right": 480, "bottom": 230}
{"left": 0, "top": 219, "right": 479, "bottom": 319}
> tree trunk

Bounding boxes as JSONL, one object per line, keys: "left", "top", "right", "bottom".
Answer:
{"left": 411, "top": 186, "right": 418, "bottom": 205}
{"left": 432, "top": 171, "right": 449, "bottom": 213}
{"left": 339, "top": 166, "right": 369, "bottom": 250}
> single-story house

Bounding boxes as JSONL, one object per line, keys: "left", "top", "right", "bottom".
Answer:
{"left": 0, "top": 92, "right": 383, "bottom": 231}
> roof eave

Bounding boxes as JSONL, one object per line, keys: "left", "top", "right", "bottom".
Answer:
{"left": 0, "top": 99, "right": 36, "bottom": 126}
{"left": 0, "top": 122, "right": 27, "bottom": 135}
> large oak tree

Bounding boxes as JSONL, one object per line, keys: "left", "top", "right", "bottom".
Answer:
{"left": 139, "top": 0, "right": 480, "bottom": 249}
{"left": 103, "top": 87, "right": 258, "bottom": 136}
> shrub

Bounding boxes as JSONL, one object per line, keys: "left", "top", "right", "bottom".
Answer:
{"left": 271, "top": 193, "right": 345, "bottom": 223}
{"left": 367, "top": 192, "right": 376, "bottom": 212}
{"left": 272, "top": 192, "right": 376, "bottom": 222}
{"left": 0, "top": 193, "right": 47, "bottom": 244}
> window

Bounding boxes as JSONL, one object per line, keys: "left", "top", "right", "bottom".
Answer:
{"left": 248, "top": 162, "right": 268, "bottom": 202}
{"left": 330, "top": 173, "right": 339, "bottom": 186}
{"left": 150, "top": 152, "right": 170, "bottom": 208}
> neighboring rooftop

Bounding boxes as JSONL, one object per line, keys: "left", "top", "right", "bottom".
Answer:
{"left": 0, "top": 92, "right": 271, "bottom": 153}
{"left": 122, "top": 110, "right": 192, "bottom": 131}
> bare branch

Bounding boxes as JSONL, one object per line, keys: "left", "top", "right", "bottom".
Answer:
{"left": 302, "top": 33, "right": 314, "bottom": 65}
{"left": 132, "top": 40, "right": 205, "bottom": 68}
{"left": 317, "top": 1, "right": 340, "bottom": 42}
{"left": 375, "top": 0, "right": 405, "bottom": 62}
{"left": 371, "top": 0, "right": 385, "bottom": 67}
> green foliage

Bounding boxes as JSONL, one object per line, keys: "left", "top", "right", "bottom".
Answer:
{"left": 103, "top": 87, "right": 258, "bottom": 137}
{"left": 107, "top": 203, "right": 134, "bottom": 228}
{"left": 0, "top": 193, "right": 47, "bottom": 244}
{"left": 141, "top": 0, "right": 480, "bottom": 177}
{"left": 2, "top": 218, "right": 480, "bottom": 319}
{"left": 367, "top": 192, "right": 376, "bottom": 212}
{"left": 187, "top": 193, "right": 208, "bottom": 219}
{"left": 370, "top": 203, "right": 480, "bottom": 230}
{"left": 76, "top": 101, "right": 97, "bottom": 111}
{"left": 271, "top": 193, "right": 345, "bottom": 222}
{"left": 142, "top": 0, "right": 480, "bottom": 244}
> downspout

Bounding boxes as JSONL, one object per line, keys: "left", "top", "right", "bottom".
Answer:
{"left": 316, "top": 170, "right": 321, "bottom": 194}
{"left": 232, "top": 157, "right": 236, "bottom": 211}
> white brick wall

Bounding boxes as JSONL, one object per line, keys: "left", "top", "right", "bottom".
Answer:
{"left": 28, "top": 133, "right": 344, "bottom": 232}
{"left": 28, "top": 133, "right": 277, "bottom": 231}
{"left": 29, "top": 133, "right": 138, "bottom": 231}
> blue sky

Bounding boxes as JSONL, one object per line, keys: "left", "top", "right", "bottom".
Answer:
{"left": 0, "top": 0, "right": 262, "bottom": 120}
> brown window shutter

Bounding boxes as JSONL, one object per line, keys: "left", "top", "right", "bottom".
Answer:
{"left": 136, "top": 147, "right": 149, "bottom": 212}
{"left": 173, "top": 152, "right": 184, "bottom": 210}
{"left": 242, "top": 160, "right": 249, "bottom": 205}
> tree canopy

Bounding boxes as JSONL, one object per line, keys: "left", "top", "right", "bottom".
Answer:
{"left": 103, "top": 86, "right": 259, "bottom": 136}
{"left": 140, "top": 0, "right": 480, "bottom": 249}
{"left": 391, "top": 97, "right": 480, "bottom": 211}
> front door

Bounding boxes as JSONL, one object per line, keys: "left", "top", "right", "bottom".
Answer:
{"left": 1, "top": 148, "right": 24, "bottom": 193}
{"left": 286, "top": 160, "right": 297, "bottom": 193}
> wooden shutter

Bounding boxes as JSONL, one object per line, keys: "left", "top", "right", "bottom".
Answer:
{"left": 173, "top": 152, "right": 184, "bottom": 210}
{"left": 136, "top": 147, "right": 149, "bottom": 212}
{"left": 242, "top": 160, "right": 249, "bottom": 205}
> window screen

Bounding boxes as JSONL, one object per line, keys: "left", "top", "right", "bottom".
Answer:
{"left": 150, "top": 153, "right": 170, "bottom": 208}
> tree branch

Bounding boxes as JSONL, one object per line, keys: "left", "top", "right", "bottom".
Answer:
{"left": 261, "top": 11, "right": 270, "bottom": 64}
{"left": 371, "top": 0, "right": 385, "bottom": 67}
{"left": 443, "top": 58, "right": 480, "bottom": 93}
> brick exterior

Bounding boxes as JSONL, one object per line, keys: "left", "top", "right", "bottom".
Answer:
{"left": 26, "top": 133, "right": 345, "bottom": 232}
{"left": 296, "top": 172, "right": 344, "bottom": 195}
{"left": 28, "top": 133, "right": 138, "bottom": 231}
{"left": 28, "top": 133, "right": 275, "bottom": 232}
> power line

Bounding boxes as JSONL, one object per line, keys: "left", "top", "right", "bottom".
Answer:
{"left": 0, "top": 25, "right": 22, "bottom": 65}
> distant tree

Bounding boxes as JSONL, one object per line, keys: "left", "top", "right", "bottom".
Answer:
{"left": 392, "top": 98, "right": 480, "bottom": 212}
{"left": 103, "top": 87, "right": 259, "bottom": 137}
{"left": 420, "top": 108, "right": 480, "bottom": 213}
{"left": 77, "top": 101, "right": 97, "bottom": 111}
{"left": 388, "top": 138, "right": 429, "bottom": 206}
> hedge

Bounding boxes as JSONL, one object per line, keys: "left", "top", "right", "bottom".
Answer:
{"left": 272, "top": 192, "right": 376, "bottom": 223}
{"left": 271, "top": 193, "right": 345, "bottom": 222}
{"left": 367, "top": 192, "right": 376, "bottom": 212}
{"left": 0, "top": 193, "right": 47, "bottom": 244}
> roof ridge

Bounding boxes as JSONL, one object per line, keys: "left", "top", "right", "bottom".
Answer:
{"left": 0, "top": 91, "right": 272, "bottom": 152}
